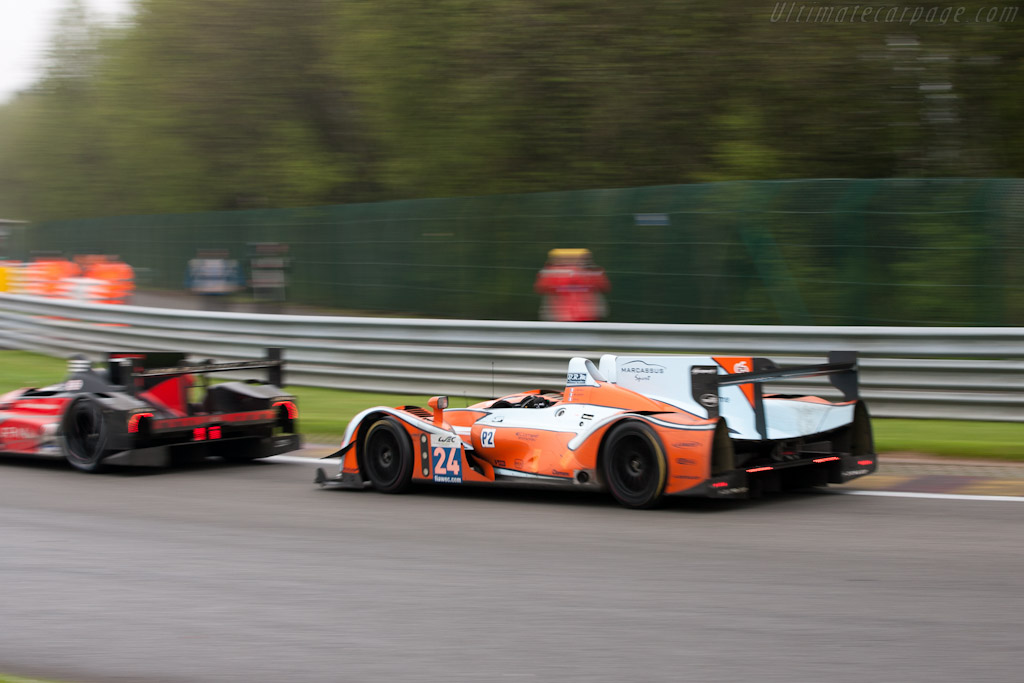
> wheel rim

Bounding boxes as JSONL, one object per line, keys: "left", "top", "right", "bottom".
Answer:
{"left": 366, "top": 428, "right": 401, "bottom": 486}
{"left": 609, "top": 434, "right": 657, "bottom": 497}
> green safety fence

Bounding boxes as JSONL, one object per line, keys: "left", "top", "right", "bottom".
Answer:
{"left": 13, "top": 178, "right": 1024, "bottom": 325}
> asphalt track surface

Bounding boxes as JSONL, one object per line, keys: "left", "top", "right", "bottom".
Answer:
{"left": 2, "top": 455, "right": 1023, "bottom": 683}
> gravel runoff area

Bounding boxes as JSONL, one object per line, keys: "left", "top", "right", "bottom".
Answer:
{"left": 879, "top": 453, "right": 1024, "bottom": 479}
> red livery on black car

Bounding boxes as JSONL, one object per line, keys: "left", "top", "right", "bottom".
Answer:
{"left": 0, "top": 348, "right": 300, "bottom": 472}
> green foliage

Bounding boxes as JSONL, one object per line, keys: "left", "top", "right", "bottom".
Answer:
{"left": 3, "top": 0, "right": 1024, "bottom": 220}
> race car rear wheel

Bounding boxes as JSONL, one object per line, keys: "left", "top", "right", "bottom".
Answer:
{"left": 362, "top": 418, "right": 413, "bottom": 493}
{"left": 602, "top": 421, "right": 667, "bottom": 509}
{"left": 61, "top": 396, "right": 110, "bottom": 473}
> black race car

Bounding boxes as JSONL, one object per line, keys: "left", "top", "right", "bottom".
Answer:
{"left": 0, "top": 348, "right": 300, "bottom": 471}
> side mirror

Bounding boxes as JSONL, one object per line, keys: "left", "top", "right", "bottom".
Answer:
{"left": 428, "top": 395, "right": 448, "bottom": 424}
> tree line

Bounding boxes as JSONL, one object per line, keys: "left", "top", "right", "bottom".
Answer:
{"left": 0, "top": 0, "right": 1022, "bottom": 221}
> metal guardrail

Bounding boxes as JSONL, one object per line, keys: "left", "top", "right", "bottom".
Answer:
{"left": 1, "top": 293, "right": 1022, "bottom": 422}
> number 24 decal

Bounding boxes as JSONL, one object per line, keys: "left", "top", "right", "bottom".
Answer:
{"left": 432, "top": 446, "right": 461, "bottom": 475}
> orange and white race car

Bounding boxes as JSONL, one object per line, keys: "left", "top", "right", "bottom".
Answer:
{"left": 316, "top": 352, "right": 876, "bottom": 508}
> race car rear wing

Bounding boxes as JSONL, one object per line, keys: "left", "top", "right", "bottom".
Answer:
{"left": 691, "top": 351, "right": 860, "bottom": 439}
{"left": 108, "top": 348, "right": 285, "bottom": 390}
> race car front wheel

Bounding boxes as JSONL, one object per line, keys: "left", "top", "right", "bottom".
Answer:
{"left": 362, "top": 418, "right": 413, "bottom": 494}
{"left": 602, "top": 421, "right": 667, "bottom": 509}
{"left": 61, "top": 397, "right": 110, "bottom": 473}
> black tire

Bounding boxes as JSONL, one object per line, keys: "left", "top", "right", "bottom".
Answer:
{"left": 61, "top": 396, "right": 110, "bottom": 473}
{"left": 602, "top": 421, "right": 667, "bottom": 509}
{"left": 362, "top": 418, "right": 414, "bottom": 493}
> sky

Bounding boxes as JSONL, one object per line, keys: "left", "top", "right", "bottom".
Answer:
{"left": 0, "top": 0, "right": 133, "bottom": 104}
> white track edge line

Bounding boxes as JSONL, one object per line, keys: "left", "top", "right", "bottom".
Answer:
{"left": 270, "top": 455, "right": 339, "bottom": 465}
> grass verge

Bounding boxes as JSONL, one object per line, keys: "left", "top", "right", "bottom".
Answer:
{"left": 872, "top": 419, "right": 1023, "bottom": 460}
{"left": 2, "top": 350, "right": 1021, "bottom": 461}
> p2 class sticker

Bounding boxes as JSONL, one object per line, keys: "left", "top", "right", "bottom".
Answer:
{"left": 480, "top": 427, "right": 496, "bottom": 449}
{"left": 431, "top": 433, "right": 463, "bottom": 483}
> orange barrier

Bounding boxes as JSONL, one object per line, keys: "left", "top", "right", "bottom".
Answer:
{"left": 3, "top": 256, "right": 134, "bottom": 304}
{"left": 21, "top": 258, "right": 81, "bottom": 297}
{"left": 83, "top": 258, "right": 134, "bottom": 304}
